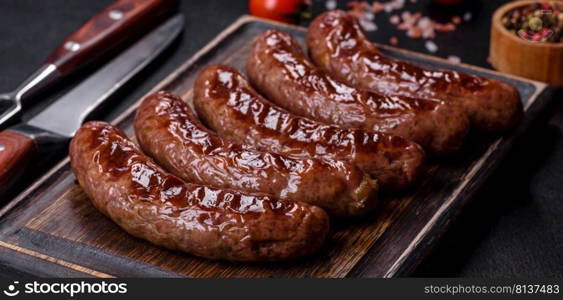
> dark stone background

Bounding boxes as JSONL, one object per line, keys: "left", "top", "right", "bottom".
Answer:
{"left": 0, "top": 0, "right": 560, "bottom": 277}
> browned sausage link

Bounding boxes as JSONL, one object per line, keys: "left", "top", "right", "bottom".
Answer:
{"left": 134, "top": 91, "right": 377, "bottom": 217}
{"left": 193, "top": 65, "right": 425, "bottom": 191}
{"left": 307, "top": 10, "right": 523, "bottom": 133}
{"left": 247, "top": 29, "right": 470, "bottom": 156}
{"left": 69, "top": 121, "right": 329, "bottom": 261}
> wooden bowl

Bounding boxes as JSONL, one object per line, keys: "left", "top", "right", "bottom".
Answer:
{"left": 490, "top": 0, "right": 563, "bottom": 87}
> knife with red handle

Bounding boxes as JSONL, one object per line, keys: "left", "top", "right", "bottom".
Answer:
{"left": 0, "top": 0, "right": 178, "bottom": 129}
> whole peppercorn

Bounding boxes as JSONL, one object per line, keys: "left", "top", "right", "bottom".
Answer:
{"left": 529, "top": 16, "right": 543, "bottom": 31}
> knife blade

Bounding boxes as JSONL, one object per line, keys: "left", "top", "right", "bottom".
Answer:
{"left": 0, "top": 14, "right": 184, "bottom": 200}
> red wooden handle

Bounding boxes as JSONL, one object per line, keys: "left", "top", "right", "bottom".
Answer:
{"left": 45, "top": 0, "right": 178, "bottom": 73}
{"left": 0, "top": 130, "right": 36, "bottom": 194}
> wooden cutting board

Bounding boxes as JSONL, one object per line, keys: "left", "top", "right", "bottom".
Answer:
{"left": 0, "top": 16, "right": 553, "bottom": 278}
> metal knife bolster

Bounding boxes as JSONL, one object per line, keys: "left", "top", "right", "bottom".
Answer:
{"left": 0, "top": 123, "right": 68, "bottom": 201}
{"left": 27, "top": 15, "right": 185, "bottom": 138}
{"left": 9, "top": 124, "right": 69, "bottom": 173}
{"left": 0, "top": 65, "right": 60, "bottom": 130}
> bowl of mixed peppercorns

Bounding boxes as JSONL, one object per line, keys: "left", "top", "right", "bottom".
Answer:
{"left": 490, "top": 1, "right": 563, "bottom": 87}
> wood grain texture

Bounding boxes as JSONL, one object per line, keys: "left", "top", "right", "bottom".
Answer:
{"left": 0, "top": 130, "right": 35, "bottom": 198}
{"left": 0, "top": 16, "right": 552, "bottom": 278}
{"left": 489, "top": 0, "right": 563, "bottom": 87}
{"left": 45, "top": 0, "right": 177, "bottom": 73}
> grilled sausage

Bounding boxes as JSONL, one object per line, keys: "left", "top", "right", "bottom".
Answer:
{"left": 193, "top": 65, "right": 425, "bottom": 191}
{"left": 134, "top": 91, "right": 377, "bottom": 217}
{"left": 307, "top": 10, "right": 523, "bottom": 133}
{"left": 70, "top": 121, "right": 329, "bottom": 261}
{"left": 247, "top": 29, "right": 470, "bottom": 156}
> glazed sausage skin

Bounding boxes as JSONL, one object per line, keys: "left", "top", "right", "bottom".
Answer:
{"left": 308, "top": 10, "right": 523, "bottom": 133}
{"left": 70, "top": 121, "right": 329, "bottom": 261}
{"left": 247, "top": 29, "right": 470, "bottom": 156}
{"left": 193, "top": 65, "right": 425, "bottom": 191}
{"left": 134, "top": 91, "right": 377, "bottom": 217}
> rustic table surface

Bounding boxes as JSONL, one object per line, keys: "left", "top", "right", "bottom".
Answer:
{"left": 0, "top": 0, "right": 561, "bottom": 277}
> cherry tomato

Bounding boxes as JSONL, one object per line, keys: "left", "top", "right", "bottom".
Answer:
{"left": 249, "top": 0, "right": 310, "bottom": 24}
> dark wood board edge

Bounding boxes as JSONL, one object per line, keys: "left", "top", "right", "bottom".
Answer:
{"left": 0, "top": 15, "right": 554, "bottom": 278}
{"left": 6, "top": 227, "right": 184, "bottom": 278}
{"left": 0, "top": 260, "right": 39, "bottom": 278}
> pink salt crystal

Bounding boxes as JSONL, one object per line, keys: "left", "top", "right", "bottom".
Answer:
{"left": 452, "top": 16, "right": 462, "bottom": 24}
{"left": 347, "top": 0, "right": 369, "bottom": 18}
{"left": 401, "top": 13, "right": 416, "bottom": 28}
{"left": 390, "top": 15, "right": 400, "bottom": 25}
{"left": 463, "top": 12, "right": 472, "bottom": 21}
{"left": 359, "top": 18, "right": 378, "bottom": 31}
{"left": 397, "top": 22, "right": 410, "bottom": 30}
{"left": 347, "top": 1, "right": 369, "bottom": 10}
{"left": 348, "top": 9, "right": 365, "bottom": 19}
{"left": 436, "top": 23, "right": 456, "bottom": 32}
{"left": 390, "top": 36, "right": 399, "bottom": 45}
{"left": 422, "top": 27, "right": 436, "bottom": 39}
{"left": 425, "top": 40, "right": 438, "bottom": 53}
{"left": 447, "top": 55, "right": 461, "bottom": 63}
{"left": 418, "top": 17, "right": 432, "bottom": 29}
{"left": 407, "top": 26, "right": 422, "bottom": 38}
{"left": 372, "top": 2, "right": 384, "bottom": 13}
{"left": 390, "top": 0, "right": 405, "bottom": 10}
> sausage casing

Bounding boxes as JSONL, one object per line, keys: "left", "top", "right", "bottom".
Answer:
{"left": 307, "top": 10, "right": 523, "bottom": 133}
{"left": 247, "top": 29, "right": 470, "bottom": 155}
{"left": 134, "top": 91, "right": 377, "bottom": 217}
{"left": 70, "top": 121, "right": 329, "bottom": 261}
{"left": 193, "top": 65, "right": 425, "bottom": 191}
